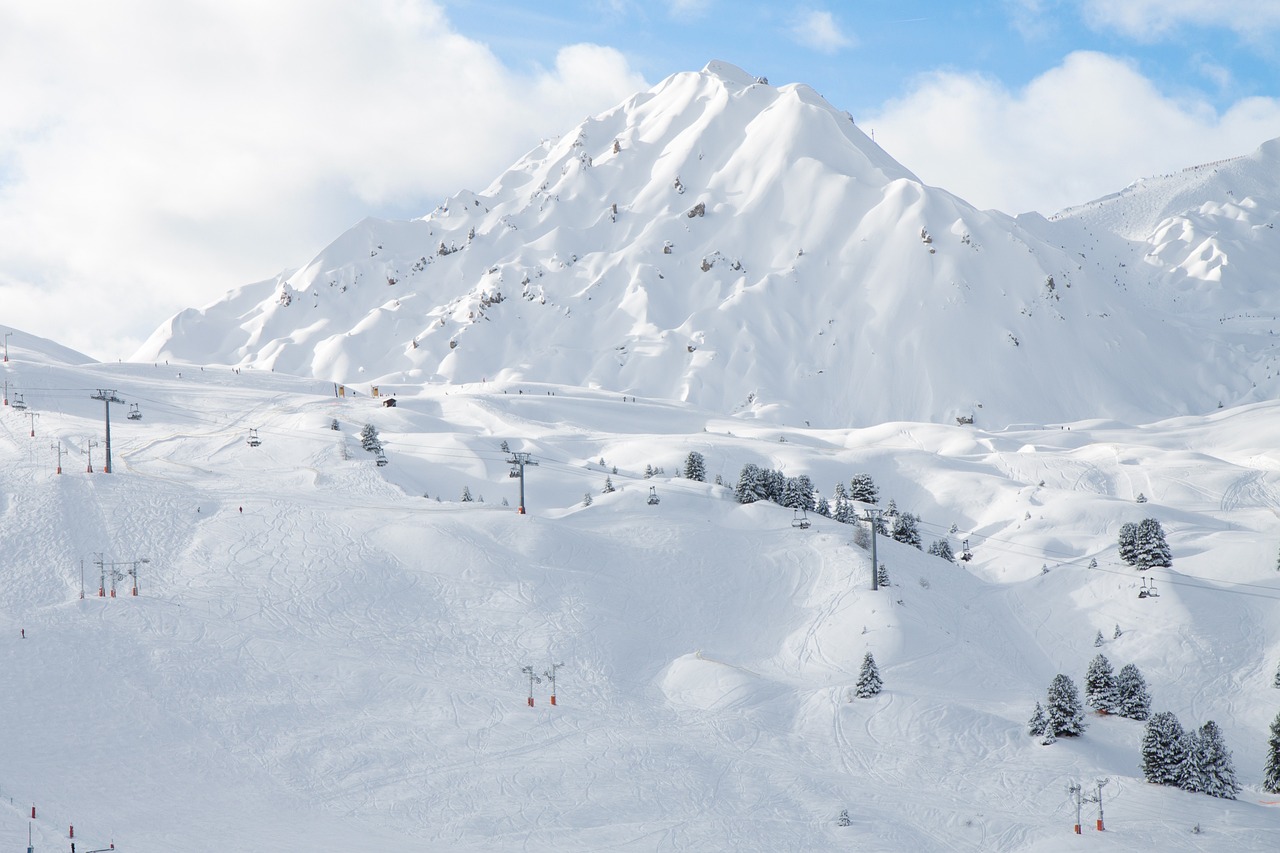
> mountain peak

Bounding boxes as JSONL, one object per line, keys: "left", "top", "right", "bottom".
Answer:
{"left": 700, "top": 60, "right": 760, "bottom": 86}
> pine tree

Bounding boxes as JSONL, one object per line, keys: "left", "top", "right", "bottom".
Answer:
{"left": 1115, "top": 663, "right": 1151, "bottom": 720}
{"left": 1263, "top": 710, "right": 1280, "bottom": 794}
{"left": 1045, "top": 674, "right": 1086, "bottom": 737}
{"left": 1178, "top": 727, "right": 1205, "bottom": 793}
{"left": 460, "top": 486, "right": 473, "bottom": 502}
{"left": 832, "top": 482, "right": 848, "bottom": 502}
{"left": 1135, "top": 517, "right": 1172, "bottom": 569}
{"left": 644, "top": 463, "right": 654, "bottom": 479}
{"left": 890, "top": 512, "right": 922, "bottom": 549}
{"left": 683, "top": 451, "right": 706, "bottom": 482}
{"left": 582, "top": 492, "right": 593, "bottom": 506}
{"left": 832, "top": 495, "right": 853, "bottom": 524}
{"left": 734, "top": 464, "right": 767, "bottom": 504}
{"left": 1113, "top": 623, "right": 1122, "bottom": 639}
{"left": 1118, "top": 522, "right": 1138, "bottom": 566}
{"left": 1191, "top": 721, "right": 1239, "bottom": 799}
{"left": 1140, "top": 711, "right": 1186, "bottom": 785}
{"left": 848, "top": 473, "right": 878, "bottom": 505}
{"left": 781, "top": 475, "right": 815, "bottom": 510}
{"left": 1274, "top": 660, "right": 1280, "bottom": 688}
{"left": 602, "top": 476, "right": 615, "bottom": 494}
{"left": 1094, "top": 630, "right": 1105, "bottom": 647}
{"left": 359, "top": 423, "right": 382, "bottom": 453}
{"left": 927, "top": 539, "right": 954, "bottom": 562}
{"left": 764, "top": 468, "right": 787, "bottom": 503}
{"left": 1084, "top": 654, "right": 1118, "bottom": 714}
{"left": 876, "top": 563, "right": 889, "bottom": 587}
{"left": 885, "top": 499, "right": 899, "bottom": 518}
{"left": 837, "top": 809, "right": 851, "bottom": 827}
{"left": 1136, "top": 492, "right": 1147, "bottom": 503}
{"left": 815, "top": 496, "right": 831, "bottom": 517}
{"left": 855, "top": 652, "right": 883, "bottom": 698}
{"left": 1027, "top": 701, "right": 1047, "bottom": 736}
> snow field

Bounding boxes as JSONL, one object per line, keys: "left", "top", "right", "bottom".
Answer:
{"left": 2, "top": 347, "right": 1280, "bottom": 850}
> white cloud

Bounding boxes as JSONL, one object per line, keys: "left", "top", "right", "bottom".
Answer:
{"left": 791, "top": 10, "right": 855, "bottom": 54}
{"left": 1078, "top": 0, "right": 1280, "bottom": 38}
{"left": 0, "top": 0, "right": 646, "bottom": 359}
{"left": 863, "top": 51, "right": 1280, "bottom": 215}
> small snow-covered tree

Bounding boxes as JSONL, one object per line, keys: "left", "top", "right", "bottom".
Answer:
{"left": 1264, "top": 710, "right": 1280, "bottom": 794}
{"left": 603, "top": 476, "right": 615, "bottom": 494}
{"left": 927, "top": 539, "right": 954, "bottom": 562}
{"left": 1118, "top": 522, "right": 1139, "bottom": 566}
{"left": 890, "top": 512, "right": 922, "bottom": 549}
{"left": 1094, "top": 630, "right": 1106, "bottom": 647}
{"left": 1135, "top": 517, "right": 1173, "bottom": 569}
{"left": 848, "top": 473, "right": 878, "bottom": 505}
{"left": 884, "top": 499, "right": 899, "bottom": 518}
{"left": 683, "top": 451, "right": 706, "bottom": 482}
{"left": 360, "top": 423, "right": 383, "bottom": 453}
{"left": 735, "top": 464, "right": 768, "bottom": 504}
{"left": 815, "top": 495, "right": 830, "bottom": 517}
{"left": 876, "top": 563, "right": 889, "bottom": 587}
{"left": 1190, "top": 721, "right": 1238, "bottom": 799}
{"left": 836, "top": 809, "right": 851, "bottom": 827}
{"left": 1113, "top": 623, "right": 1123, "bottom": 639}
{"left": 833, "top": 495, "right": 853, "bottom": 524}
{"left": 460, "top": 486, "right": 473, "bottom": 502}
{"left": 644, "top": 463, "right": 655, "bottom": 479}
{"left": 1136, "top": 492, "right": 1147, "bottom": 503}
{"left": 1115, "top": 663, "right": 1151, "bottom": 720}
{"left": 1045, "top": 674, "right": 1086, "bottom": 737}
{"left": 1084, "top": 654, "right": 1118, "bottom": 713}
{"left": 781, "top": 475, "right": 815, "bottom": 510}
{"left": 582, "top": 492, "right": 593, "bottom": 506}
{"left": 855, "top": 652, "right": 883, "bottom": 698}
{"left": 1141, "top": 711, "right": 1187, "bottom": 786}
{"left": 1028, "top": 702, "right": 1047, "bottom": 737}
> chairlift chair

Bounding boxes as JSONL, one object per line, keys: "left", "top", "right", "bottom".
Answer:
{"left": 127, "top": 403, "right": 142, "bottom": 420}
{"left": 647, "top": 486, "right": 660, "bottom": 505}
{"left": 792, "top": 508, "right": 811, "bottom": 530}
{"left": 247, "top": 428, "right": 261, "bottom": 447}
{"left": 376, "top": 452, "right": 388, "bottom": 467}
{"left": 10, "top": 393, "right": 25, "bottom": 411}
{"left": 1138, "top": 577, "right": 1159, "bottom": 599}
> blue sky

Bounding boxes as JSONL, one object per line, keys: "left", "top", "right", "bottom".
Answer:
{"left": 1, "top": 0, "right": 1279, "bottom": 359}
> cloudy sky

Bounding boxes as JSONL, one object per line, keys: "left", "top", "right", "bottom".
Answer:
{"left": 2, "top": 0, "right": 1279, "bottom": 360}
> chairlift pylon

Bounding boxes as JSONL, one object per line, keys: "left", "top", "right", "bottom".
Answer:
{"left": 647, "top": 485, "right": 660, "bottom": 505}
{"left": 791, "top": 508, "right": 811, "bottom": 530}
{"left": 247, "top": 428, "right": 261, "bottom": 447}
{"left": 127, "top": 402, "right": 142, "bottom": 420}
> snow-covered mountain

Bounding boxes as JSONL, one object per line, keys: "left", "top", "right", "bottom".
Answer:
{"left": 136, "top": 62, "right": 1280, "bottom": 429}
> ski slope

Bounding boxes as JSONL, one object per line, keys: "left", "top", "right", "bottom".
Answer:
{"left": 3, "top": 334, "right": 1280, "bottom": 851}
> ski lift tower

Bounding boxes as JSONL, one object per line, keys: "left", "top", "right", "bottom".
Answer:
{"left": 90, "top": 390, "right": 125, "bottom": 473}
{"left": 507, "top": 451, "right": 538, "bottom": 514}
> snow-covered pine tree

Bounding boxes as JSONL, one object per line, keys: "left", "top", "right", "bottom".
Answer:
{"left": 876, "top": 563, "right": 889, "bottom": 587}
{"left": 781, "top": 475, "right": 815, "bottom": 510}
{"left": 855, "top": 652, "right": 883, "bottom": 698}
{"left": 848, "top": 473, "right": 878, "bottom": 505}
{"left": 885, "top": 499, "right": 899, "bottom": 518}
{"left": 1113, "top": 623, "right": 1122, "bottom": 639}
{"left": 1094, "top": 630, "right": 1106, "bottom": 647}
{"left": 734, "top": 464, "right": 767, "bottom": 504}
{"left": 927, "top": 539, "right": 954, "bottom": 562}
{"left": 582, "top": 492, "right": 593, "bottom": 506}
{"left": 644, "top": 464, "right": 654, "bottom": 479}
{"left": 836, "top": 809, "right": 851, "bottom": 827}
{"left": 1140, "top": 711, "right": 1187, "bottom": 785}
{"left": 1084, "top": 654, "right": 1118, "bottom": 714}
{"left": 1027, "top": 702, "right": 1047, "bottom": 737}
{"left": 1135, "top": 517, "right": 1173, "bottom": 569}
{"left": 1115, "top": 663, "right": 1151, "bottom": 720}
{"left": 833, "top": 482, "right": 848, "bottom": 502}
{"left": 1045, "top": 674, "right": 1086, "bottom": 737}
{"left": 1191, "top": 721, "right": 1239, "bottom": 799}
{"left": 683, "top": 451, "right": 706, "bottom": 482}
{"left": 1136, "top": 492, "right": 1147, "bottom": 503}
{"left": 890, "top": 512, "right": 922, "bottom": 549}
{"left": 815, "top": 495, "right": 831, "bottom": 517}
{"left": 764, "top": 468, "right": 787, "bottom": 503}
{"left": 1264, "top": 710, "right": 1280, "bottom": 794}
{"left": 833, "top": 495, "right": 853, "bottom": 524}
{"left": 460, "top": 486, "right": 473, "bottom": 502}
{"left": 603, "top": 476, "right": 615, "bottom": 494}
{"left": 1118, "top": 522, "right": 1139, "bottom": 566}
{"left": 359, "top": 423, "right": 382, "bottom": 453}
{"left": 1274, "top": 660, "right": 1280, "bottom": 688}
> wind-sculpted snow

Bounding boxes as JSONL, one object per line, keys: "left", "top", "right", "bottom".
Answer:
{"left": 135, "top": 64, "right": 1280, "bottom": 429}
{"left": 2, "top": 346, "right": 1280, "bottom": 850}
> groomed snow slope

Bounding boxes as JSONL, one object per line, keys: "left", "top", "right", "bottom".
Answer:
{"left": 4, "top": 336, "right": 1280, "bottom": 851}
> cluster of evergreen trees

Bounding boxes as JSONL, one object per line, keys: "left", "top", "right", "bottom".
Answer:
{"left": 1141, "top": 714, "right": 1239, "bottom": 799}
{"left": 734, "top": 464, "right": 817, "bottom": 509}
{"left": 1084, "top": 654, "right": 1151, "bottom": 720}
{"left": 1118, "top": 518, "right": 1172, "bottom": 569}
{"left": 1028, "top": 674, "right": 1086, "bottom": 742}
